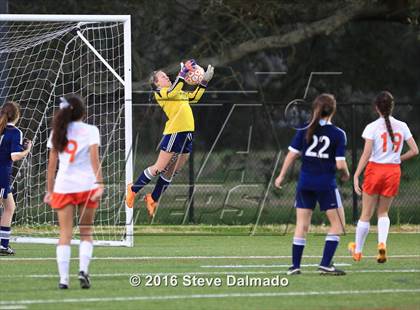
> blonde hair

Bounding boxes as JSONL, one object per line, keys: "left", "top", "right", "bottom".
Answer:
{"left": 149, "top": 71, "right": 159, "bottom": 87}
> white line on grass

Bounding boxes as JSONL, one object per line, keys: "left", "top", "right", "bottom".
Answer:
{"left": 200, "top": 263, "right": 352, "bottom": 268}
{"left": 1, "top": 289, "right": 420, "bottom": 306}
{"left": 0, "top": 306, "right": 27, "bottom": 310}
{"left": 1, "top": 254, "right": 419, "bottom": 261}
{"left": 1, "top": 269, "right": 419, "bottom": 279}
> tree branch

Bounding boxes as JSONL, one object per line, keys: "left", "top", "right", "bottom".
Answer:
{"left": 133, "top": 0, "right": 392, "bottom": 89}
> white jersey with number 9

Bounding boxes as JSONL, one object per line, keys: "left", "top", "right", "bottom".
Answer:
{"left": 362, "top": 116, "right": 412, "bottom": 164}
{"left": 47, "top": 121, "right": 101, "bottom": 193}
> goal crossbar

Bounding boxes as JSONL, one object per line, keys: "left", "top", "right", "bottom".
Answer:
{"left": 0, "top": 14, "right": 130, "bottom": 22}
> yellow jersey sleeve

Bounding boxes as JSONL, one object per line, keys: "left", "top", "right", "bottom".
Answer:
{"left": 157, "top": 76, "right": 185, "bottom": 100}
{"left": 187, "top": 85, "right": 206, "bottom": 104}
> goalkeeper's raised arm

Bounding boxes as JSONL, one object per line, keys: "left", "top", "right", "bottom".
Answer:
{"left": 188, "top": 64, "right": 214, "bottom": 104}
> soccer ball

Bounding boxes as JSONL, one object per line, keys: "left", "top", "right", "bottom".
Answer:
{"left": 184, "top": 65, "right": 204, "bottom": 85}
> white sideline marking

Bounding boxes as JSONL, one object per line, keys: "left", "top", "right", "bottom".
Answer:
{"left": 1, "top": 254, "right": 419, "bottom": 261}
{"left": 0, "top": 306, "right": 27, "bottom": 310}
{"left": 200, "top": 263, "right": 352, "bottom": 268}
{"left": 1, "top": 269, "right": 419, "bottom": 279}
{"left": 1, "top": 289, "right": 420, "bottom": 306}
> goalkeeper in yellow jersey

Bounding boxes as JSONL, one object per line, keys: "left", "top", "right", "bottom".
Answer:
{"left": 126, "top": 60, "right": 214, "bottom": 217}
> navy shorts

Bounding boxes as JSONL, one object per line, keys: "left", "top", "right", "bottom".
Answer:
{"left": 159, "top": 132, "right": 193, "bottom": 154}
{"left": 0, "top": 169, "right": 12, "bottom": 199}
{"left": 295, "top": 188, "right": 343, "bottom": 211}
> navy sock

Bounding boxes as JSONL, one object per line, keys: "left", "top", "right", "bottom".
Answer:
{"left": 0, "top": 226, "right": 11, "bottom": 248}
{"left": 320, "top": 235, "right": 340, "bottom": 267}
{"left": 292, "top": 237, "right": 306, "bottom": 269}
{"left": 151, "top": 175, "right": 171, "bottom": 202}
{"left": 132, "top": 168, "right": 154, "bottom": 193}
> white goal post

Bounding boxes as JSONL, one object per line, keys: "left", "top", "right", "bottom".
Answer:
{"left": 0, "top": 15, "right": 133, "bottom": 247}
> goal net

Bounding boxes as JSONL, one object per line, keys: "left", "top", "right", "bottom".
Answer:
{"left": 0, "top": 15, "right": 133, "bottom": 246}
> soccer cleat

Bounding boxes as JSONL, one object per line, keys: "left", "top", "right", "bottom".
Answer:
{"left": 348, "top": 242, "right": 362, "bottom": 262}
{"left": 78, "top": 271, "right": 91, "bottom": 289}
{"left": 287, "top": 266, "right": 301, "bottom": 275}
{"left": 144, "top": 193, "right": 157, "bottom": 218}
{"left": 318, "top": 264, "right": 346, "bottom": 276}
{"left": 126, "top": 183, "right": 136, "bottom": 209}
{"left": 58, "top": 283, "right": 69, "bottom": 289}
{"left": 352, "top": 252, "right": 362, "bottom": 262}
{"left": 377, "top": 242, "right": 387, "bottom": 264}
{"left": 0, "top": 245, "right": 15, "bottom": 256}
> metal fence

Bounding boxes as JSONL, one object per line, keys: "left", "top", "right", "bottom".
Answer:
{"left": 132, "top": 92, "right": 420, "bottom": 227}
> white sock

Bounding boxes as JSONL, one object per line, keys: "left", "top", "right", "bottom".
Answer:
{"left": 56, "top": 245, "right": 71, "bottom": 285}
{"left": 355, "top": 220, "right": 370, "bottom": 253}
{"left": 377, "top": 217, "right": 390, "bottom": 245}
{"left": 79, "top": 241, "right": 93, "bottom": 274}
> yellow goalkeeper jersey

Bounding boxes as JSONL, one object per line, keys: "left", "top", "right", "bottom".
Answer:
{"left": 154, "top": 76, "right": 206, "bottom": 135}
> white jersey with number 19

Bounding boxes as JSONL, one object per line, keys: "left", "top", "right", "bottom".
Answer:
{"left": 362, "top": 116, "right": 412, "bottom": 164}
{"left": 47, "top": 121, "right": 101, "bottom": 193}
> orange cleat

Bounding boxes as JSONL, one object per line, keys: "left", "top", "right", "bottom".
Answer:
{"left": 353, "top": 252, "right": 362, "bottom": 262}
{"left": 144, "top": 193, "right": 157, "bottom": 218}
{"left": 348, "top": 242, "right": 362, "bottom": 262}
{"left": 377, "top": 242, "right": 387, "bottom": 264}
{"left": 126, "top": 183, "right": 136, "bottom": 209}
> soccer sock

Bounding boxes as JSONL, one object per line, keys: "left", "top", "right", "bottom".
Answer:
{"left": 132, "top": 168, "right": 154, "bottom": 193}
{"left": 151, "top": 175, "right": 172, "bottom": 202}
{"left": 56, "top": 245, "right": 71, "bottom": 285}
{"left": 377, "top": 217, "right": 390, "bottom": 245}
{"left": 320, "top": 235, "right": 340, "bottom": 267}
{"left": 355, "top": 220, "right": 370, "bottom": 253}
{"left": 292, "top": 237, "right": 306, "bottom": 269}
{"left": 79, "top": 240, "right": 93, "bottom": 274}
{"left": 0, "top": 226, "right": 11, "bottom": 248}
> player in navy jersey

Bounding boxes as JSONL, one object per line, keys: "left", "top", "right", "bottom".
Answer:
{"left": 0, "top": 101, "right": 32, "bottom": 255}
{"left": 275, "top": 94, "right": 350, "bottom": 275}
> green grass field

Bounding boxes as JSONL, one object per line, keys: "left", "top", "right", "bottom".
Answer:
{"left": 1, "top": 228, "right": 419, "bottom": 310}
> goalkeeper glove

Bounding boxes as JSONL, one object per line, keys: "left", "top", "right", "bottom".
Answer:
{"left": 178, "top": 59, "right": 197, "bottom": 78}
{"left": 178, "top": 62, "right": 189, "bottom": 78}
{"left": 201, "top": 64, "right": 214, "bottom": 86}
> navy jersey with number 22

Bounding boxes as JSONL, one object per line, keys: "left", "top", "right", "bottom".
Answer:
{"left": 288, "top": 121, "right": 347, "bottom": 191}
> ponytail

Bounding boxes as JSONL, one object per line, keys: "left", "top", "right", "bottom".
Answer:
{"left": 51, "top": 107, "right": 73, "bottom": 152}
{"left": 305, "top": 94, "right": 337, "bottom": 143}
{"left": 374, "top": 91, "right": 395, "bottom": 148}
{"left": 384, "top": 115, "right": 395, "bottom": 145}
{"left": 0, "top": 112, "right": 7, "bottom": 135}
{"left": 305, "top": 104, "right": 322, "bottom": 143}
{"left": 51, "top": 94, "right": 86, "bottom": 152}
{"left": 0, "top": 101, "right": 21, "bottom": 135}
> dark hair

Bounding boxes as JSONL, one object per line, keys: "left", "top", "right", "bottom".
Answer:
{"left": 305, "top": 93, "right": 337, "bottom": 143}
{"left": 52, "top": 94, "right": 86, "bottom": 152}
{"left": 374, "top": 90, "right": 395, "bottom": 147}
{"left": 0, "top": 101, "right": 20, "bottom": 134}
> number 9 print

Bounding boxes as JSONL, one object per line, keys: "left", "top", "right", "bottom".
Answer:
{"left": 65, "top": 140, "right": 78, "bottom": 163}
